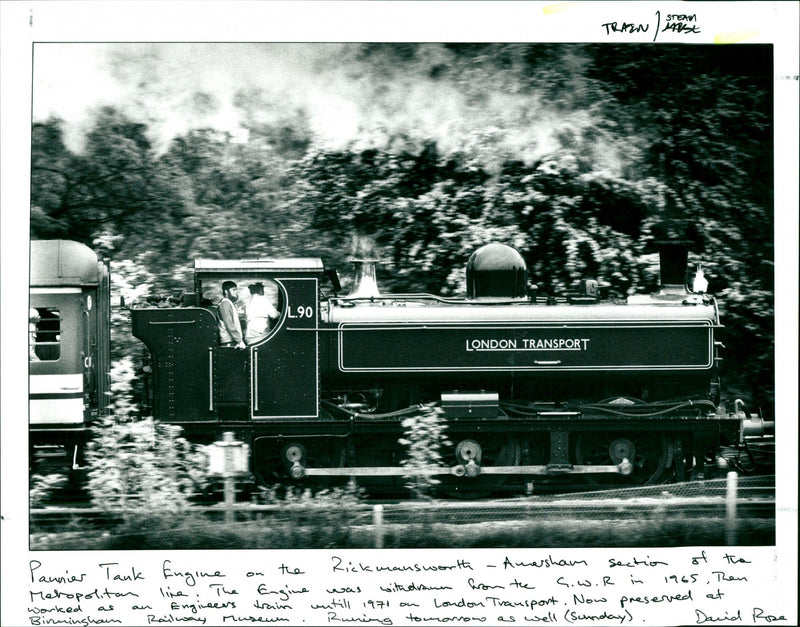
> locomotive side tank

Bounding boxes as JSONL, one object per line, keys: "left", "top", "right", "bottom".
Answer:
{"left": 131, "top": 241, "right": 743, "bottom": 494}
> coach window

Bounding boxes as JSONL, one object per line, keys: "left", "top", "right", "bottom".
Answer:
{"left": 30, "top": 307, "right": 61, "bottom": 361}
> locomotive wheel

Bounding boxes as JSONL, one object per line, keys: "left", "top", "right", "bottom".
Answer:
{"left": 575, "top": 431, "right": 672, "bottom": 486}
{"left": 439, "top": 436, "right": 522, "bottom": 499}
{"left": 252, "top": 440, "right": 346, "bottom": 487}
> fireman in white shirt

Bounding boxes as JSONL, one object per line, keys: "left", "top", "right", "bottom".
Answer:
{"left": 245, "top": 282, "right": 279, "bottom": 346}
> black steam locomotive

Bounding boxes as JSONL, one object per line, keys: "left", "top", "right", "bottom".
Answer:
{"left": 124, "top": 240, "right": 771, "bottom": 495}
{"left": 28, "top": 238, "right": 772, "bottom": 494}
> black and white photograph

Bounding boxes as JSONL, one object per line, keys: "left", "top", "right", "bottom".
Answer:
{"left": 25, "top": 39, "right": 780, "bottom": 543}
{"left": 2, "top": 2, "right": 798, "bottom": 626}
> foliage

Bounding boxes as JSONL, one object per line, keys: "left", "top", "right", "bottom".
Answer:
{"left": 29, "top": 474, "right": 68, "bottom": 508}
{"left": 84, "top": 416, "right": 208, "bottom": 515}
{"left": 399, "top": 405, "right": 452, "bottom": 499}
{"left": 32, "top": 482, "right": 367, "bottom": 550}
{"left": 31, "top": 109, "right": 183, "bottom": 246}
{"left": 254, "top": 479, "right": 364, "bottom": 506}
{"left": 30, "top": 507, "right": 774, "bottom": 550}
{"left": 250, "top": 483, "right": 367, "bottom": 547}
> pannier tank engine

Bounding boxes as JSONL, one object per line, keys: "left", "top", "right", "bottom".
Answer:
{"left": 132, "top": 241, "right": 757, "bottom": 494}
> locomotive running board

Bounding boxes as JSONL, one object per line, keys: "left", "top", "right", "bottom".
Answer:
{"left": 301, "top": 461, "right": 631, "bottom": 478}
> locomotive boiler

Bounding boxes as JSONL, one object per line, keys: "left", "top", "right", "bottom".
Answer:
{"left": 130, "top": 240, "right": 768, "bottom": 495}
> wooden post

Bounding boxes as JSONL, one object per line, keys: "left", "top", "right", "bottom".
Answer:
{"left": 373, "top": 504, "right": 384, "bottom": 549}
{"left": 223, "top": 432, "right": 235, "bottom": 524}
{"left": 726, "top": 471, "right": 738, "bottom": 545}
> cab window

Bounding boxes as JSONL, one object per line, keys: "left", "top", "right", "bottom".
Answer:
{"left": 200, "top": 277, "right": 283, "bottom": 343}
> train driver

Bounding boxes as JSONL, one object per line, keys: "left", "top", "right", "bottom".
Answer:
{"left": 218, "top": 281, "right": 246, "bottom": 349}
{"left": 245, "top": 282, "right": 279, "bottom": 346}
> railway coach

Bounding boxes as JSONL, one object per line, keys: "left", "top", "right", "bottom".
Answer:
{"left": 29, "top": 239, "right": 110, "bottom": 469}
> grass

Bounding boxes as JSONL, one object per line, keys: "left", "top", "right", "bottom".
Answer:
{"left": 30, "top": 510, "right": 775, "bottom": 550}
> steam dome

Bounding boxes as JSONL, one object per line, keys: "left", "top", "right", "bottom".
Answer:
{"left": 466, "top": 243, "right": 527, "bottom": 299}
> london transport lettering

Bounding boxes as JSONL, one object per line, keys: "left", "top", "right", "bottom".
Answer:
{"left": 466, "top": 338, "right": 590, "bottom": 352}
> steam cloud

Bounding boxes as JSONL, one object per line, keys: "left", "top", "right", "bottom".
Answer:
{"left": 33, "top": 43, "right": 631, "bottom": 172}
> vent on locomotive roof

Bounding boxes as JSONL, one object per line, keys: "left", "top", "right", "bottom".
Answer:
{"left": 466, "top": 243, "right": 527, "bottom": 299}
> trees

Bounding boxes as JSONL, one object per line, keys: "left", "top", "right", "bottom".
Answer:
{"left": 32, "top": 108, "right": 179, "bottom": 244}
{"left": 586, "top": 44, "right": 774, "bottom": 403}
{"left": 160, "top": 128, "right": 298, "bottom": 261}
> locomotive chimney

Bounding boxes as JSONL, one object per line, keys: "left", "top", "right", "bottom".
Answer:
{"left": 346, "top": 235, "right": 381, "bottom": 298}
{"left": 347, "top": 258, "right": 381, "bottom": 298}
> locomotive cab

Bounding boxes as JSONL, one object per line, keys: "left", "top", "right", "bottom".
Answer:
{"left": 132, "top": 257, "right": 326, "bottom": 425}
